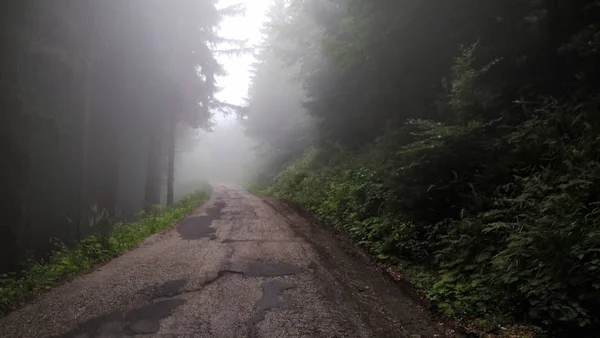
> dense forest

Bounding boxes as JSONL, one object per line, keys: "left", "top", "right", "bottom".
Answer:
{"left": 0, "top": 1, "right": 239, "bottom": 274}
{"left": 3, "top": 0, "right": 600, "bottom": 336}
{"left": 242, "top": 0, "right": 600, "bottom": 336}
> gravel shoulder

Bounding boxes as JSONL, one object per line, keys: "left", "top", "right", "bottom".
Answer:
{"left": 0, "top": 185, "right": 444, "bottom": 338}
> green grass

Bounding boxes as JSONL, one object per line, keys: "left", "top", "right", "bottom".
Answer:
{"left": 0, "top": 185, "right": 212, "bottom": 316}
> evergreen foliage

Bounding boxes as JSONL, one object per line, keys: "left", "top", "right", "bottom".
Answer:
{"left": 245, "top": 0, "right": 600, "bottom": 335}
{"left": 0, "top": 1, "right": 234, "bottom": 274}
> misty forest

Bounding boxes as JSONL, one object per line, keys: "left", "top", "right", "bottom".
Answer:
{"left": 2, "top": 0, "right": 600, "bottom": 337}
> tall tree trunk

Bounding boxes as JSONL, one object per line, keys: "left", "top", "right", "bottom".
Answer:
{"left": 166, "top": 119, "right": 176, "bottom": 206}
{"left": 78, "top": 57, "right": 91, "bottom": 238}
{"left": 0, "top": 130, "right": 29, "bottom": 273}
{"left": 76, "top": 1, "right": 96, "bottom": 240}
{"left": 144, "top": 127, "right": 162, "bottom": 211}
{"left": 101, "top": 141, "right": 120, "bottom": 216}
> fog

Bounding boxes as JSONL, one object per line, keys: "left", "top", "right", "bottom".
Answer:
{"left": 171, "top": 0, "right": 277, "bottom": 196}
{"left": 1, "top": 0, "right": 276, "bottom": 271}
{"left": 172, "top": 0, "right": 311, "bottom": 197}
{"left": 173, "top": 119, "right": 258, "bottom": 199}
{"left": 5, "top": 2, "right": 600, "bottom": 333}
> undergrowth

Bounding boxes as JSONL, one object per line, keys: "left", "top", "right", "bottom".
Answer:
{"left": 0, "top": 184, "right": 211, "bottom": 316}
{"left": 262, "top": 98, "right": 600, "bottom": 337}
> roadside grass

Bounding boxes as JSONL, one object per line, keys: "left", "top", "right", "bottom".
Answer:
{"left": 0, "top": 184, "right": 211, "bottom": 316}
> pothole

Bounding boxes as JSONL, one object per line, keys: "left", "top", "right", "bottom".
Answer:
{"left": 245, "top": 281, "right": 296, "bottom": 338}
{"left": 178, "top": 202, "right": 225, "bottom": 240}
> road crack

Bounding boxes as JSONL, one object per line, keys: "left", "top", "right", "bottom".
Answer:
{"left": 151, "top": 270, "right": 244, "bottom": 302}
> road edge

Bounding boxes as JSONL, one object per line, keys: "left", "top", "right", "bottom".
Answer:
{"left": 261, "top": 196, "right": 457, "bottom": 337}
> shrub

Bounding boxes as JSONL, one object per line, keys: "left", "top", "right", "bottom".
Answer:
{"left": 264, "top": 98, "right": 600, "bottom": 334}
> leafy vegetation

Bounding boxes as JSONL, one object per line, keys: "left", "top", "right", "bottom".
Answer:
{"left": 265, "top": 104, "right": 600, "bottom": 335}
{"left": 243, "top": 0, "right": 600, "bottom": 336}
{"left": 0, "top": 185, "right": 211, "bottom": 316}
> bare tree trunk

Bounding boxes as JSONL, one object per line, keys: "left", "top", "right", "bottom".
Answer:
{"left": 144, "top": 129, "right": 162, "bottom": 211}
{"left": 78, "top": 59, "right": 92, "bottom": 236}
{"left": 76, "top": 1, "right": 96, "bottom": 240}
{"left": 101, "top": 141, "right": 119, "bottom": 216}
{"left": 166, "top": 119, "right": 176, "bottom": 206}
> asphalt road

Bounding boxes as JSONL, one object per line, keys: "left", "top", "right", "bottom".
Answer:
{"left": 0, "top": 185, "right": 442, "bottom": 338}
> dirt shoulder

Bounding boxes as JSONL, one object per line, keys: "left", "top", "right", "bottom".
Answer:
{"left": 262, "top": 197, "right": 458, "bottom": 338}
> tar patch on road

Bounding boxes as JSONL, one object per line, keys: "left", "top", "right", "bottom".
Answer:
{"left": 221, "top": 239, "right": 302, "bottom": 244}
{"left": 240, "top": 263, "right": 303, "bottom": 336}
{"left": 125, "top": 299, "right": 185, "bottom": 334}
{"left": 49, "top": 280, "right": 189, "bottom": 338}
{"left": 246, "top": 281, "right": 295, "bottom": 338}
{"left": 151, "top": 279, "right": 187, "bottom": 298}
{"left": 178, "top": 201, "right": 225, "bottom": 240}
{"left": 244, "top": 263, "right": 304, "bottom": 277}
{"left": 49, "top": 299, "right": 185, "bottom": 338}
{"left": 255, "top": 281, "right": 295, "bottom": 311}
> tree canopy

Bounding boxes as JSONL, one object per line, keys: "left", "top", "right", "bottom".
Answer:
{"left": 0, "top": 0, "right": 234, "bottom": 273}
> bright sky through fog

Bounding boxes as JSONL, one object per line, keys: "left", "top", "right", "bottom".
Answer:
{"left": 215, "top": 0, "right": 270, "bottom": 122}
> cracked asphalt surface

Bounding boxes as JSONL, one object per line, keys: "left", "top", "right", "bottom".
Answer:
{"left": 0, "top": 185, "right": 442, "bottom": 338}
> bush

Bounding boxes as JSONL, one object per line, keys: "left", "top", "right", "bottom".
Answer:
{"left": 264, "top": 98, "right": 600, "bottom": 335}
{"left": 0, "top": 185, "right": 211, "bottom": 316}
